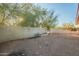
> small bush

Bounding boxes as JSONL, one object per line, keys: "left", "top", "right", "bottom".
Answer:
{"left": 63, "top": 23, "right": 77, "bottom": 31}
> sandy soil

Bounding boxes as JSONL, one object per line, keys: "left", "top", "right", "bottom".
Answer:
{"left": 0, "top": 30, "right": 79, "bottom": 56}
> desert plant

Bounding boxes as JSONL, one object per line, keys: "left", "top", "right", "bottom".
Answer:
{"left": 41, "top": 10, "right": 58, "bottom": 30}
{"left": 63, "top": 23, "right": 77, "bottom": 31}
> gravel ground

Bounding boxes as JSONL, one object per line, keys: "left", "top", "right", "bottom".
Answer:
{"left": 0, "top": 30, "right": 79, "bottom": 56}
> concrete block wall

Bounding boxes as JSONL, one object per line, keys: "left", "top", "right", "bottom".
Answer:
{"left": 0, "top": 26, "right": 46, "bottom": 43}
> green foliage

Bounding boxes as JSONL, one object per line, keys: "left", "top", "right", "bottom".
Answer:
{"left": 63, "top": 23, "right": 77, "bottom": 31}
{"left": 0, "top": 3, "right": 58, "bottom": 29}
{"left": 0, "top": 4, "right": 32, "bottom": 24}
{"left": 19, "top": 4, "right": 47, "bottom": 27}
{"left": 0, "top": 3, "right": 21, "bottom": 25}
{"left": 40, "top": 10, "right": 58, "bottom": 30}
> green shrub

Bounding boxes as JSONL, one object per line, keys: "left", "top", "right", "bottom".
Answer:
{"left": 63, "top": 23, "right": 77, "bottom": 31}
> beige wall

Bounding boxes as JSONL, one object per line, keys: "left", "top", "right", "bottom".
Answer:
{"left": 0, "top": 26, "right": 46, "bottom": 43}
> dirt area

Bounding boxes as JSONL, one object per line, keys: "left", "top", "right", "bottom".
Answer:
{"left": 0, "top": 30, "right": 79, "bottom": 56}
